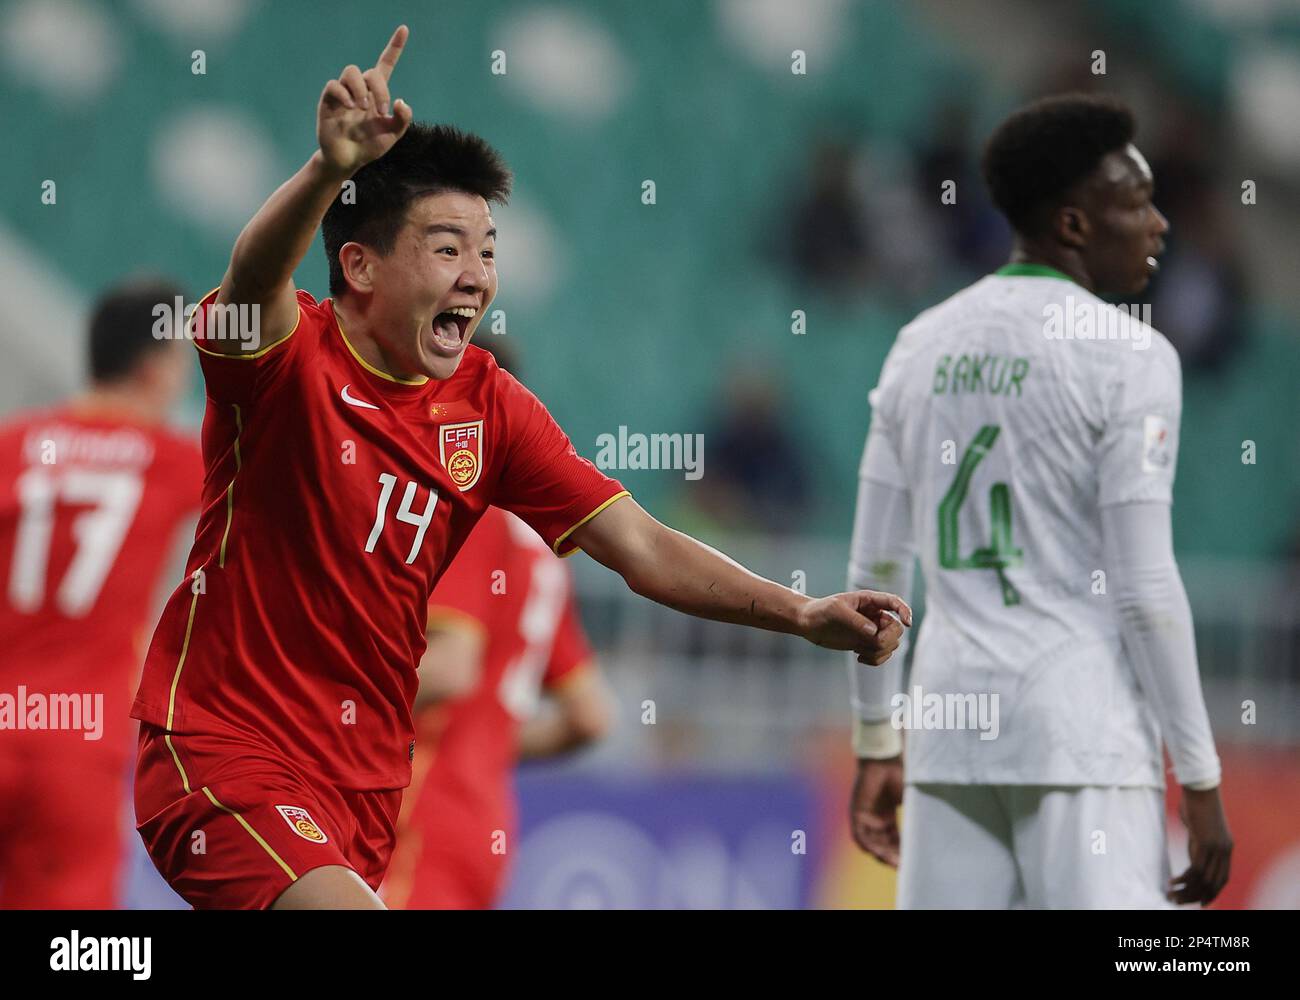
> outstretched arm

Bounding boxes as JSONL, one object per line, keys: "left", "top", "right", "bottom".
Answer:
{"left": 206, "top": 25, "right": 414, "bottom": 352}
{"left": 568, "top": 496, "right": 910, "bottom": 663}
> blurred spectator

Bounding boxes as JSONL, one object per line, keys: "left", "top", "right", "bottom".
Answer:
{"left": 1145, "top": 98, "right": 1247, "bottom": 374}
{"left": 915, "top": 98, "right": 1011, "bottom": 281}
{"left": 785, "top": 139, "right": 874, "bottom": 297}
{"left": 779, "top": 136, "right": 942, "bottom": 304}
{"left": 686, "top": 366, "right": 812, "bottom": 535}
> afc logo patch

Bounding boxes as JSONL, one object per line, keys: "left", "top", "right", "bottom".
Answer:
{"left": 275, "top": 804, "right": 329, "bottom": 844}
{"left": 439, "top": 420, "right": 484, "bottom": 491}
{"left": 1142, "top": 414, "right": 1171, "bottom": 474}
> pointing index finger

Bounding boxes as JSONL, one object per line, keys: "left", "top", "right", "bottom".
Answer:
{"left": 374, "top": 24, "right": 408, "bottom": 81}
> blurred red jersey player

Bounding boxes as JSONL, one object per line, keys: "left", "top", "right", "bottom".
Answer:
{"left": 383, "top": 503, "right": 612, "bottom": 909}
{"left": 0, "top": 277, "right": 201, "bottom": 908}
{"left": 383, "top": 337, "right": 611, "bottom": 909}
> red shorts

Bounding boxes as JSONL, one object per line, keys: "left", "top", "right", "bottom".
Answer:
{"left": 134, "top": 722, "right": 402, "bottom": 910}
{"left": 0, "top": 736, "right": 128, "bottom": 908}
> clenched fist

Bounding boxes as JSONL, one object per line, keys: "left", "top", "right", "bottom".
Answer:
{"left": 796, "top": 590, "right": 911, "bottom": 664}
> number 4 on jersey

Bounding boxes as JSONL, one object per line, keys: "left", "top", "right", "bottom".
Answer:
{"left": 938, "top": 424, "right": 1022, "bottom": 606}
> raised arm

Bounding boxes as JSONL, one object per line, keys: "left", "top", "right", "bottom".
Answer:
{"left": 568, "top": 496, "right": 911, "bottom": 663}
{"left": 206, "top": 25, "right": 414, "bottom": 353}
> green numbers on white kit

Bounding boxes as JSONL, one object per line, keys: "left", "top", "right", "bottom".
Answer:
{"left": 937, "top": 424, "right": 1022, "bottom": 606}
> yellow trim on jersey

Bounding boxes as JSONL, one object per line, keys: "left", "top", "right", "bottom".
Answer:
{"left": 545, "top": 657, "right": 595, "bottom": 693}
{"left": 165, "top": 579, "right": 203, "bottom": 730}
{"left": 159, "top": 732, "right": 298, "bottom": 886}
{"left": 334, "top": 310, "right": 429, "bottom": 385}
{"left": 552, "top": 491, "right": 631, "bottom": 557}
{"left": 190, "top": 286, "right": 303, "bottom": 360}
{"left": 201, "top": 786, "right": 299, "bottom": 882}
{"left": 425, "top": 605, "right": 489, "bottom": 639}
{"left": 218, "top": 404, "right": 243, "bottom": 568}
{"left": 166, "top": 401, "right": 241, "bottom": 726}
{"left": 164, "top": 733, "right": 192, "bottom": 794}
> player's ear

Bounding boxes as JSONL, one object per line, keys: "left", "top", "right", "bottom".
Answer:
{"left": 1054, "top": 205, "right": 1089, "bottom": 250}
{"left": 339, "top": 242, "right": 375, "bottom": 295}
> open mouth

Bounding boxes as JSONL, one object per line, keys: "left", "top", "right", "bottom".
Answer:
{"left": 430, "top": 306, "right": 477, "bottom": 355}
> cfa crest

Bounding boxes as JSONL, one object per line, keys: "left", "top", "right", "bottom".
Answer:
{"left": 439, "top": 419, "right": 484, "bottom": 491}
{"left": 275, "top": 804, "right": 328, "bottom": 844}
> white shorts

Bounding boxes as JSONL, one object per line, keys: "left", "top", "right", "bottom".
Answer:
{"left": 897, "top": 783, "right": 1172, "bottom": 909}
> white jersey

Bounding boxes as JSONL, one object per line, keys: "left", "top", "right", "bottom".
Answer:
{"left": 861, "top": 267, "right": 1181, "bottom": 787}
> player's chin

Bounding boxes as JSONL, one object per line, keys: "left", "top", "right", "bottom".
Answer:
{"left": 421, "top": 350, "right": 464, "bottom": 380}
{"left": 1131, "top": 256, "right": 1161, "bottom": 293}
{"left": 1114, "top": 270, "right": 1151, "bottom": 298}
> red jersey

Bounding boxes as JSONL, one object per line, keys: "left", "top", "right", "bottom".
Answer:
{"left": 0, "top": 405, "right": 202, "bottom": 757}
{"left": 389, "top": 506, "right": 592, "bottom": 907}
{"left": 131, "top": 288, "right": 627, "bottom": 790}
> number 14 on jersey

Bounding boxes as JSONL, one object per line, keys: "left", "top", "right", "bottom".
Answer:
{"left": 365, "top": 473, "right": 438, "bottom": 565}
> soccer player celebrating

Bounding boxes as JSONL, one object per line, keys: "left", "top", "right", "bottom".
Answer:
{"left": 131, "top": 25, "right": 908, "bottom": 910}
{"left": 845, "top": 93, "right": 1231, "bottom": 908}
{"left": 0, "top": 277, "right": 202, "bottom": 908}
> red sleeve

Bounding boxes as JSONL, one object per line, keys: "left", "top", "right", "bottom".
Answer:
{"left": 425, "top": 513, "right": 504, "bottom": 630}
{"left": 542, "top": 577, "right": 594, "bottom": 688}
{"left": 492, "top": 371, "right": 629, "bottom": 557}
{"left": 190, "top": 286, "right": 312, "bottom": 404}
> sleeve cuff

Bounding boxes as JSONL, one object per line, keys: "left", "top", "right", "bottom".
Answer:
{"left": 852, "top": 716, "right": 903, "bottom": 759}
{"left": 1181, "top": 774, "right": 1222, "bottom": 792}
{"left": 553, "top": 490, "right": 631, "bottom": 557}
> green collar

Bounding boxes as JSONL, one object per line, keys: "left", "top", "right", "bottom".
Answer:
{"left": 995, "top": 262, "right": 1075, "bottom": 283}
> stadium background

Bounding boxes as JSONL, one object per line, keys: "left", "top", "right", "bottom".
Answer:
{"left": 2, "top": 0, "right": 1298, "bottom": 907}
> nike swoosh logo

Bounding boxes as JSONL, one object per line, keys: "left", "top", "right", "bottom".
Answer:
{"left": 340, "top": 383, "right": 379, "bottom": 410}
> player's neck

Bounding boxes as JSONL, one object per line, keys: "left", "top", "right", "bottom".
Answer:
{"left": 72, "top": 385, "right": 166, "bottom": 425}
{"left": 332, "top": 296, "right": 426, "bottom": 384}
{"left": 1005, "top": 243, "right": 1094, "bottom": 293}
